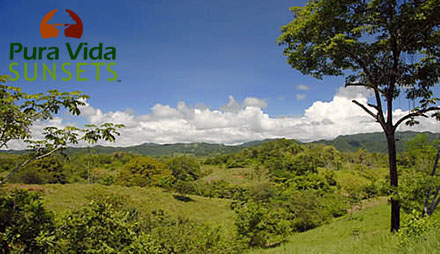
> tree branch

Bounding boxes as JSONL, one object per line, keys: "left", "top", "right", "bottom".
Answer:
{"left": 373, "top": 88, "right": 385, "bottom": 125}
{"left": 393, "top": 107, "right": 440, "bottom": 131}
{"left": 342, "top": 48, "right": 386, "bottom": 128}
{"left": 367, "top": 103, "right": 380, "bottom": 112}
{"left": 345, "top": 82, "right": 374, "bottom": 89}
{"left": 423, "top": 146, "right": 440, "bottom": 216}
{"left": 429, "top": 185, "right": 440, "bottom": 215}
{"left": 0, "top": 130, "right": 7, "bottom": 149}
{"left": 352, "top": 100, "right": 382, "bottom": 125}
{"left": 0, "top": 146, "right": 62, "bottom": 186}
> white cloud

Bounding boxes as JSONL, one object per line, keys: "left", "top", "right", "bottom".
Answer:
{"left": 243, "top": 97, "right": 267, "bottom": 109}
{"left": 336, "top": 86, "right": 373, "bottom": 98}
{"left": 296, "top": 84, "right": 309, "bottom": 91}
{"left": 220, "top": 96, "right": 241, "bottom": 113}
{"left": 296, "top": 94, "right": 306, "bottom": 100}
{"left": 4, "top": 87, "right": 440, "bottom": 149}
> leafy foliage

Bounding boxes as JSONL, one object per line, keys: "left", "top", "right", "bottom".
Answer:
{"left": 278, "top": 0, "right": 440, "bottom": 232}
{"left": 0, "top": 75, "right": 124, "bottom": 185}
{"left": 10, "top": 156, "right": 67, "bottom": 184}
{"left": 397, "top": 210, "right": 433, "bottom": 247}
{"left": 0, "top": 75, "right": 87, "bottom": 149}
{"left": 118, "top": 156, "right": 174, "bottom": 187}
{"left": 0, "top": 189, "right": 54, "bottom": 254}
{"left": 53, "top": 198, "right": 162, "bottom": 254}
{"left": 234, "top": 201, "right": 293, "bottom": 248}
{"left": 166, "top": 156, "right": 201, "bottom": 181}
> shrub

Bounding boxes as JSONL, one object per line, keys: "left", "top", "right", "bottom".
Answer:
{"left": 286, "top": 191, "right": 329, "bottom": 231}
{"left": 147, "top": 211, "right": 244, "bottom": 254}
{"left": 167, "top": 156, "right": 201, "bottom": 181}
{"left": 52, "top": 199, "right": 163, "bottom": 254}
{"left": 10, "top": 156, "right": 67, "bottom": 184}
{"left": 234, "top": 201, "right": 293, "bottom": 248}
{"left": 0, "top": 189, "right": 54, "bottom": 254}
{"left": 118, "top": 156, "right": 174, "bottom": 187}
{"left": 397, "top": 210, "right": 433, "bottom": 249}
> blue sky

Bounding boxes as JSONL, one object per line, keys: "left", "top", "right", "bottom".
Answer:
{"left": 1, "top": 0, "right": 439, "bottom": 146}
{"left": 0, "top": 0, "right": 343, "bottom": 116}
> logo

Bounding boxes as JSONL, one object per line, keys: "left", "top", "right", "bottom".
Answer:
{"left": 40, "top": 9, "right": 83, "bottom": 39}
{"left": 7, "top": 9, "right": 119, "bottom": 82}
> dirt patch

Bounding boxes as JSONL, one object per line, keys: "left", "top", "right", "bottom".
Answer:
{"left": 5, "top": 184, "right": 47, "bottom": 194}
{"left": 348, "top": 196, "right": 388, "bottom": 214}
{"left": 232, "top": 175, "right": 245, "bottom": 179}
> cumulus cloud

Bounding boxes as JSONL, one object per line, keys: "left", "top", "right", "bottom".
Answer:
{"left": 296, "top": 84, "right": 309, "bottom": 91}
{"left": 220, "top": 96, "right": 241, "bottom": 113}
{"left": 296, "top": 94, "right": 306, "bottom": 100}
{"left": 336, "top": 86, "right": 373, "bottom": 98}
{"left": 221, "top": 96, "right": 267, "bottom": 112}
{"left": 243, "top": 97, "right": 267, "bottom": 109}
{"left": 4, "top": 87, "right": 440, "bottom": 149}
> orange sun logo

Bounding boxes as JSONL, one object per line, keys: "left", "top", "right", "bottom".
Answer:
{"left": 40, "top": 9, "right": 83, "bottom": 39}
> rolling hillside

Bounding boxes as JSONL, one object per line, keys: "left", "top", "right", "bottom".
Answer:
{"left": 2, "top": 131, "right": 438, "bottom": 156}
{"left": 314, "top": 131, "right": 439, "bottom": 153}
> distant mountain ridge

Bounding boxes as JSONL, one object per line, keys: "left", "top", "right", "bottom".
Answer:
{"left": 68, "top": 142, "right": 252, "bottom": 156}
{"left": 1, "top": 140, "right": 271, "bottom": 157}
{"left": 2, "top": 131, "right": 438, "bottom": 156}
{"left": 314, "top": 131, "right": 439, "bottom": 153}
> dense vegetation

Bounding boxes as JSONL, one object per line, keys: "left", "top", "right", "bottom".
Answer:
{"left": 1, "top": 134, "right": 439, "bottom": 253}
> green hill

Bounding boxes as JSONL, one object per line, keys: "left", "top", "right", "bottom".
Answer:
{"left": 314, "top": 131, "right": 439, "bottom": 153}
{"left": 1, "top": 140, "right": 270, "bottom": 156}
{"left": 2, "top": 131, "right": 438, "bottom": 156}
{"left": 3, "top": 183, "right": 234, "bottom": 227}
{"left": 69, "top": 142, "right": 246, "bottom": 156}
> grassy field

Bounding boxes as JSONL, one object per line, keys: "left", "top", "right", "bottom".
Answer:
{"left": 251, "top": 197, "right": 395, "bottom": 254}
{"left": 2, "top": 183, "right": 235, "bottom": 228}
{"left": 3, "top": 183, "right": 439, "bottom": 253}
{"left": 250, "top": 196, "right": 440, "bottom": 254}
{"left": 3, "top": 161, "right": 438, "bottom": 253}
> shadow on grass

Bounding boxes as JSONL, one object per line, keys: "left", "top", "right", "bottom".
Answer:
{"left": 173, "top": 194, "right": 194, "bottom": 202}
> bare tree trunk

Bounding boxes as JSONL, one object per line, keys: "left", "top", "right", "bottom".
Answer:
{"left": 423, "top": 147, "right": 440, "bottom": 216}
{"left": 386, "top": 131, "right": 400, "bottom": 232}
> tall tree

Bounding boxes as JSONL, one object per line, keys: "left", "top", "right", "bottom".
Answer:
{"left": 278, "top": 0, "right": 440, "bottom": 231}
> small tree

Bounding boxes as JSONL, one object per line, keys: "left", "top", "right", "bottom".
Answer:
{"left": 118, "top": 156, "right": 174, "bottom": 187}
{"left": 278, "top": 0, "right": 440, "bottom": 232}
{"left": 167, "top": 156, "right": 201, "bottom": 181}
{"left": 0, "top": 75, "right": 123, "bottom": 185}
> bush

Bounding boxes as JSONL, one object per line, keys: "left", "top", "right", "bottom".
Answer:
{"left": 167, "top": 156, "right": 201, "bottom": 181}
{"left": 51, "top": 196, "right": 243, "bottom": 254}
{"left": 10, "top": 156, "right": 67, "bottom": 184}
{"left": 118, "top": 156, "right": 174, "bottom": 187}
{"left": 0, "top": 189, "right": 54, "bottom": 254}
{"left": 52, "top": 199, "right": 163, "bottom": 254}
{"left": 286, "top": 191, "right": 329, "bottom": 231}
{"left": 397, "top": 210, "right": 433, "bottom": 249}
{"left": 147, "top": 210, "right": 244, "bottom": 254}
{"left": 234, "top": 201, "right": 293, "bottom": 248}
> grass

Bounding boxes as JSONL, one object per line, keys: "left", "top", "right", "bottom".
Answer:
{"left": 251, "top": 197, "right": 399, "bottom": 254}
{"left": 251, "top": 196, "right": 440, "bottom": 254}
{"left": 2, "top": 183, "right": 235, "bottom": 228}
{"left": 201, "top": 165, "right": 269, "bottom": 186}
{"left": 3, "top": 183, "right": 439, "bottom": 254}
